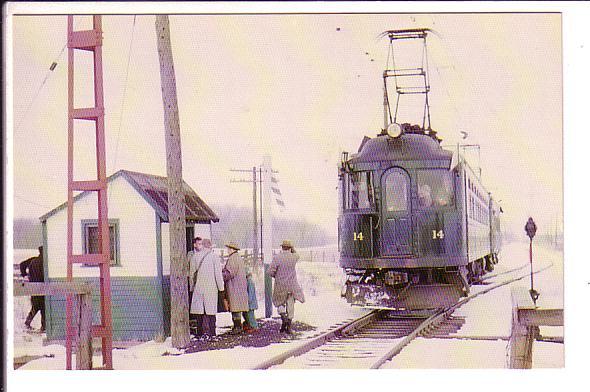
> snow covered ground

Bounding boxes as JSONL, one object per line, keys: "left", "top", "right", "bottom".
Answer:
{"left": 383, "top": 240, "right": 564, "bottom": 369}
{"left": 12, "top": 247, "right": 367, "bottom": 370}
{"left": 12, "top": 240, "right": 563, "bottom": 370}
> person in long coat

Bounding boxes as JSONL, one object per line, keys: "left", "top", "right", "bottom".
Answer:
{"left": 186, "top": 237, "right": 203, "bottom": 326}
{"left": 269, "top": 240, "right": 305, "bottom": 334}
{"left": 20, "top": 246, "right": 46, "bottom": 332}
{"left": 223, "top": 242, "right": 249, "bottom": 334}
{"left": 190, "top": 239, "right": 224, "bottom": 337}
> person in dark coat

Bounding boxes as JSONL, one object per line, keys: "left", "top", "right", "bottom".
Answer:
{"left": 20, "top": 246, "right": 45, "bottom": 332}
{"left": 269, "top": 240, "right": 305, "bottom": 334}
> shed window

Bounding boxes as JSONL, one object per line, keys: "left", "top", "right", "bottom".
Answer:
{"left": 82, "top": 219, "right": 120, "bottom": 266}
{"left": 417, "top": 170, "right": 455, "bottom": 208}
{"left": 347, "top": 171, "right": 374, "bottom": 210}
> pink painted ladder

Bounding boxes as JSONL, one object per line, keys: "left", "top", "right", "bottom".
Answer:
{"left": 66, "top": 15, "right": 113, "bottom": 370}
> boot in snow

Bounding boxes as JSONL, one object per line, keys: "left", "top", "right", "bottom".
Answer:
{"left": 230, "top": 318, "right": 243, "bottom": 334}
{"left": 284, "top": 319, "right": 293, "bottom": 335}
{"left": 243, "top": 322, "right": 253, "bottom": 333}
{"left": 279, "top": 314, "right": 288, "bottom": 333}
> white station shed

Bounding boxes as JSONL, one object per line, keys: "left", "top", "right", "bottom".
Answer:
{"left": 40, "top": 169, "right": 219, "bottom": 341}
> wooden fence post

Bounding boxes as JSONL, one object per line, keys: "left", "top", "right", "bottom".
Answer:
{"left": 14, "top": 281, "right": 94, "bottom": 370}
{"left": 509, "top": 287, "right": 535, "bottom": 369}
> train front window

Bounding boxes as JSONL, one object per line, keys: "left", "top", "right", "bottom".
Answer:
{"left": 417, "top": 170, "right": 455, "bottom": 208}
{"left": 384, "top": 169, "right": 409, "bottom": 212}
{"left": 347, "top": 171, "right": 374, "bottom": 210}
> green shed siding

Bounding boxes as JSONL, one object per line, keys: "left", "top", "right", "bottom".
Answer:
{"left": 161, "top": 275, "right": 171, "bottom": 336}
{"left": 46, "top": 276, "right": 165, "bottom": 341}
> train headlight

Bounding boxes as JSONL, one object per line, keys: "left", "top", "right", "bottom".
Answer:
{"left": 386, "top": 122, "right": 403, "bottom": 138}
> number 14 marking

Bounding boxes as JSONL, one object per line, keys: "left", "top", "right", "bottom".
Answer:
{"left": 432, "top": 230, "right": 445, "bottom": 239}
{"left": 353, "top": 232, "right": 364, "bottom": 241}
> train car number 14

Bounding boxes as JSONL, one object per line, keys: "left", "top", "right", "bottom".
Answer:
{"left": 353, "top": 232, "right": 364, "bottom": 241}
{"left": 432, "top": 230, "right": 445, "bottom": 239}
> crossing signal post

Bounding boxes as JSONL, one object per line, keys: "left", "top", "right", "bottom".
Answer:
{"left": 525, "top": 217, "right": 539, "bottom": 304}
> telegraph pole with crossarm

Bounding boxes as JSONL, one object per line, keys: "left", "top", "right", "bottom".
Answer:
{"left": 230, "top": 159, "right": 279, "bottom": 318}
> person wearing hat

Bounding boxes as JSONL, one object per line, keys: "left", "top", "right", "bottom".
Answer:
{"left": 223, "top": 242, "right": 249, "bottom": 334}
{"left": 187, "top": 237, "right": 204, "bottom": 329}
{"left": 269, "top": 240, "right": 305, "bottom": 334}
{"left": 190, "top": 239, "right": 224, "bottom": 338}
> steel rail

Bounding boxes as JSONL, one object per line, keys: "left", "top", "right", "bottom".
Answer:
{"left": 370, "top": 261, "right": 554, "bottom": 368}
{"left": 476, "top": 262, "right": 530, "bottom": 283}
{"left": 251, "top": 260, "right": 553, "bottom": 370}
{"left": 251, "top": 310, "right": 383, "bottom": 369}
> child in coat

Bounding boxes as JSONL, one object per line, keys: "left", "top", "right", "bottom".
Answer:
{"left": 242, "top": 266, "right": 258, "bottom": 332}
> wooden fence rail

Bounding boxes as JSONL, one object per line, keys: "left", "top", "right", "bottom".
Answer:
{"left": 509, "top": 286, "right": 564, "bottom": 369}
{"left": 14, "top": 281, "right": 94, "bottom": 370}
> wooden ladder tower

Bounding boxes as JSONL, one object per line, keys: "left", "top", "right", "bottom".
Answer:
{"left": 65, "top": 15, "right": 113, "bottom": 370}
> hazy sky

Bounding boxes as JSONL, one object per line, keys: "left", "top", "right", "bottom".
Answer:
{"left": 10, "top": 12, "right": 562, "bottom": 236}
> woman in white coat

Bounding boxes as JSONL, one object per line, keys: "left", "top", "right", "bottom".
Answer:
{"left": 190, "top": 239, "right": 224, "bottom": 337}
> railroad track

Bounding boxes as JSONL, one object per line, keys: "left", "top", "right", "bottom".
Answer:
{"left": 252, "top": 260, "right": 553, "bottom": 369}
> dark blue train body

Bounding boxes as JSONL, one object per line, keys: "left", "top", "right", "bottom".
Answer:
{"left": 338, "top": 124, "right": 502, "bottom": 310}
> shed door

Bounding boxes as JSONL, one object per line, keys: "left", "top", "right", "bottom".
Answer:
{"left": 186, "top": 226, "right": 194, "bottom": 253}
{"left": 382, "top": 168, "right": 412, "bottom": 256}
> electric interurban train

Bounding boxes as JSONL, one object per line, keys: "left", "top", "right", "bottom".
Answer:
{"left": 338, "top": 29, "right": 502, "bottom": 310}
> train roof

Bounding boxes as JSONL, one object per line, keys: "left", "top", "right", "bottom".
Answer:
{"left": 349, "top": 132, "right": 453, "bottom": 167}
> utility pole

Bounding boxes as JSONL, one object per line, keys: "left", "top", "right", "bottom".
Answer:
{"left": 262, "top": 155, "right": 273, "bottom": 318}
{"left": 155, "top": 15, "right": 189, "bottom": 348}
{"left": 229, "top": 167, "right": 260, "bottom": 263}
{"left": 253, "top": 167, "right": 259, "bottom": 265}
{"left": 230, "top": 159, "right": 276, "bottom": 318}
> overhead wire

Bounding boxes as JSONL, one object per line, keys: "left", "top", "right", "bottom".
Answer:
{"left": 14, "top": 43, "right": 67, "bottom": 132}
{"left": 14, "top": 194, "right": 54, "bottom": 210}
{"left": 427, "top": 15, "right": 462, "bottom": 134}
{"left": 110, "top": 15, "right": 137, "bottom": 182}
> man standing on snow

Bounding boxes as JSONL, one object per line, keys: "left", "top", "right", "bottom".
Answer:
{"left": 190, "top": 239, "right": 224, "bottom": 338}
{"left": 20, "top": 246, "right": 46, "bottom": 332}
{"left": 187, "top": 237, "right": 204, "bottom": 328}
{"left": 269, "top": 240, "right": 305, "bottom": 334}
{"left": 223, "top": 242, "right": 249, "bottom": 334}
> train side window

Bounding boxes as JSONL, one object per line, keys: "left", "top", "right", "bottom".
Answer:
{"left": 347, "top": 171, "right": 374, "bottom": 210}
{"left": 417, "top": 170, "right": 455, "bottom": 208}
